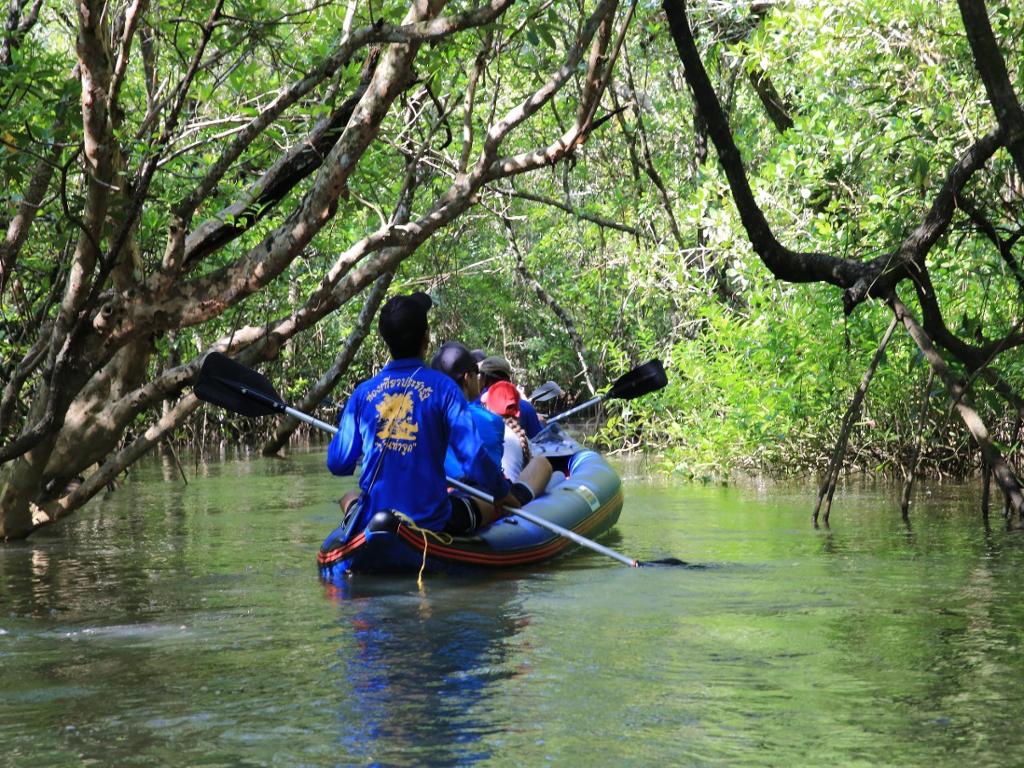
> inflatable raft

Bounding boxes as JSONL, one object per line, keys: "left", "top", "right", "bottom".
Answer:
{"left": 317, "top": 448, "right": 623, "bottom": 581}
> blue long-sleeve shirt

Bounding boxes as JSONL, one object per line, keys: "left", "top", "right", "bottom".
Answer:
{"left": 444, "top": 403, "right": 505, "bottom": 480}
{"left": 327, "top": 358, "right": 511, "bottom": 531}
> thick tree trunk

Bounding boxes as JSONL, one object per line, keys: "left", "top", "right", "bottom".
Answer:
{"left": 44, "top": 337, "right": 155, "bottom": 486}
{"left": 0, "top": 0, "right": 116, "bottom": 539}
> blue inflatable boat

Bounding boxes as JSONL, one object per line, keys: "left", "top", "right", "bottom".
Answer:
{"left": 317, "top": 448, "right": 623, "bottom": 581}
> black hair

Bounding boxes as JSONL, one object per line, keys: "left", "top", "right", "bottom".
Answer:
{"left": 378, "top": 292, "right": 431, "bottom": 359}
{"left": 482, "top": 371, "right": 510, "bottom": 387}
{"left": 385, "top": 326, "right": 427, "bottom": 359}
{"left": 431, "top": 341, "right": 477, "bottom": 382}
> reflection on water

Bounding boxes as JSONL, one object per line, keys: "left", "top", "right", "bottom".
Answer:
{"left": 2, "top": 450, "right": 1024, "bottom": 765}
{"left": 327, "top": 578, "right": 528, "bottom": 766}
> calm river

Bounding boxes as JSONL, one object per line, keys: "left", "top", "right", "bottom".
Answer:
{"left": 2, "top": 448, "right": 1024, "bottom": 766}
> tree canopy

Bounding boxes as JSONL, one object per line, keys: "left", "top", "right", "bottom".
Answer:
{"left": 2, "top": 0, "right": 1023, "bottom": 538}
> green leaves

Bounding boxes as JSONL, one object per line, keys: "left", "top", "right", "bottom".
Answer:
{"left": 2, "top": 0, "right": 1021, "bottom": 491}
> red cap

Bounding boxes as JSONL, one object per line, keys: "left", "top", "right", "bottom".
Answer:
{"left": 485, "top": 380, "right": 520, "bottom": 418}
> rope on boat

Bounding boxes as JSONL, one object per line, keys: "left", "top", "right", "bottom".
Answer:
{"left": 417, "top": 529, "right": 427, "bottom": 588}
{"left": 393, "top": 512, "right": 454, "bottom": 588}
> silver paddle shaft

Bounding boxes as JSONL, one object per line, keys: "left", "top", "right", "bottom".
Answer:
{"left": 283, "top": 404, "right": 338, "bottom": 435}
{"left": 544, "top": 394, "right": 605, "bottom": 425}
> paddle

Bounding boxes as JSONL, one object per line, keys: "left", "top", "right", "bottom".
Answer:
{"left": 529, "top": 380, "right": 564, "bottom": 403}
{"left": 193, "top": 352, "right": 685, "bottom": 567}
{"left": 543, "top": 359, "right": 668, "bottom": 427}
{"left": 194, "top": 351, "right": 338, "bottom": 432}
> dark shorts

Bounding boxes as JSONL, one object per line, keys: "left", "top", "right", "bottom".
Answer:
{"left": 343, "top": 492, "right": 481, "bottom": 536}
{"left": 444, "top": 493, "right": 481, "bottom": 535}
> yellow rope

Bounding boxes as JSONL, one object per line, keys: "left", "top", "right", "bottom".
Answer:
{"left": 417, "top": 529, "right": 427, "bottom": 589}
{"left": 392, "top": 512, "right": 455, "bottom": 587}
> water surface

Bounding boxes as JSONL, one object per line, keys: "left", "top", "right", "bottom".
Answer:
{"left": 2, "top": 450, "right": 1022, "bottom": 766}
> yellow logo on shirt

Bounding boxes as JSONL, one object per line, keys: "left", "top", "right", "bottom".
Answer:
{"left": 376, "top": 392, "right": 418, "bottom": 450}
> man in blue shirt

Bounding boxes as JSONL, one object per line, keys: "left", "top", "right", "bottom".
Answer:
{"left": 327, "top": 292, "right": 521, "bottom": 535}
{"left": 435, "top": 341, "right": 552, "bottom": 502}
{"left": 431, "top": 341, "right": 506, "bottom": 475}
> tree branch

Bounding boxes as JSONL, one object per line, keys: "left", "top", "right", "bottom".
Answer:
{"left": 957, "top": 0, "right": 1024, "bottom": 177}
{"left": 96, "top": 0, "right": 447, "bottom": 348}
{"left": 957, "top": 195, "right": 1024, "bottom": 294}
{"left": 499, "top": 188, "right": 652, "bottom": 239}
{"left": 503, "top": 215, "right": 597, "bottom": 395}
{"left": 41, "top": 394, "right": 204, "bottom": 527}
{"left": 175, "top": 0, "right": 515, "bottom": 230}
{"left": 662, "top": 0, "right": 870, "bottom": 290}
{"left": 813, "top": 316, "right": 899, "bottom": 525}
{"left": 171, "top": 58, "right": 377, "bottom": 272}
{"left": 1, "top": 0, "right": 44, "bottom": 67}
{"left": 0, "top": 130, "right": 64, "bottom": 299}
{"left": 261, "top": 269, "right": 394, "bottom": 456}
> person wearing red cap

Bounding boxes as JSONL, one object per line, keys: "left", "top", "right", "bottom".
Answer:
{"left": 483, "top": 379, "right": 553, "bottom": 500}
{"left": 327, "top": 292, "right": 521, "bottom": 537}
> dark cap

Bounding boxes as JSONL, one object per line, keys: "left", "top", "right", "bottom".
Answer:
{"left": 431, "top": 341, "right": 477, "bottom": 381}
{"left": 479, "top": 355, "right": 512, "bottom": 379}
{"left": 470, "top": 349, "right": 487, "bottom": 363}
{"left": 379, "top": 291, "right": 432, "bottom": 355}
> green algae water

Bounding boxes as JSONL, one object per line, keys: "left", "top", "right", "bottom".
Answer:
{"left": 3, "top": 449, "right": 1024, "bottom": 766}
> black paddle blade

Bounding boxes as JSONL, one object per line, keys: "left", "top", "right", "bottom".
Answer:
{"left": 606, "top": 359, "right": 668, "bottom": 401}
{"left": 194, "top": 352, "right": 285, "bottom": 417}
{"left": 530, "top": 380, "right": 564, "bottom": 402}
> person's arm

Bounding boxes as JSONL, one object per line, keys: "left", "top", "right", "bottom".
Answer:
{"left": 326, "top": 395, "right": 362, "bottom": 476}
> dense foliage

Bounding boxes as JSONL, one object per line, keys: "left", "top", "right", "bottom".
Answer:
{"left": 1, "top": 0, "right": 1022, "bottom": 536}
